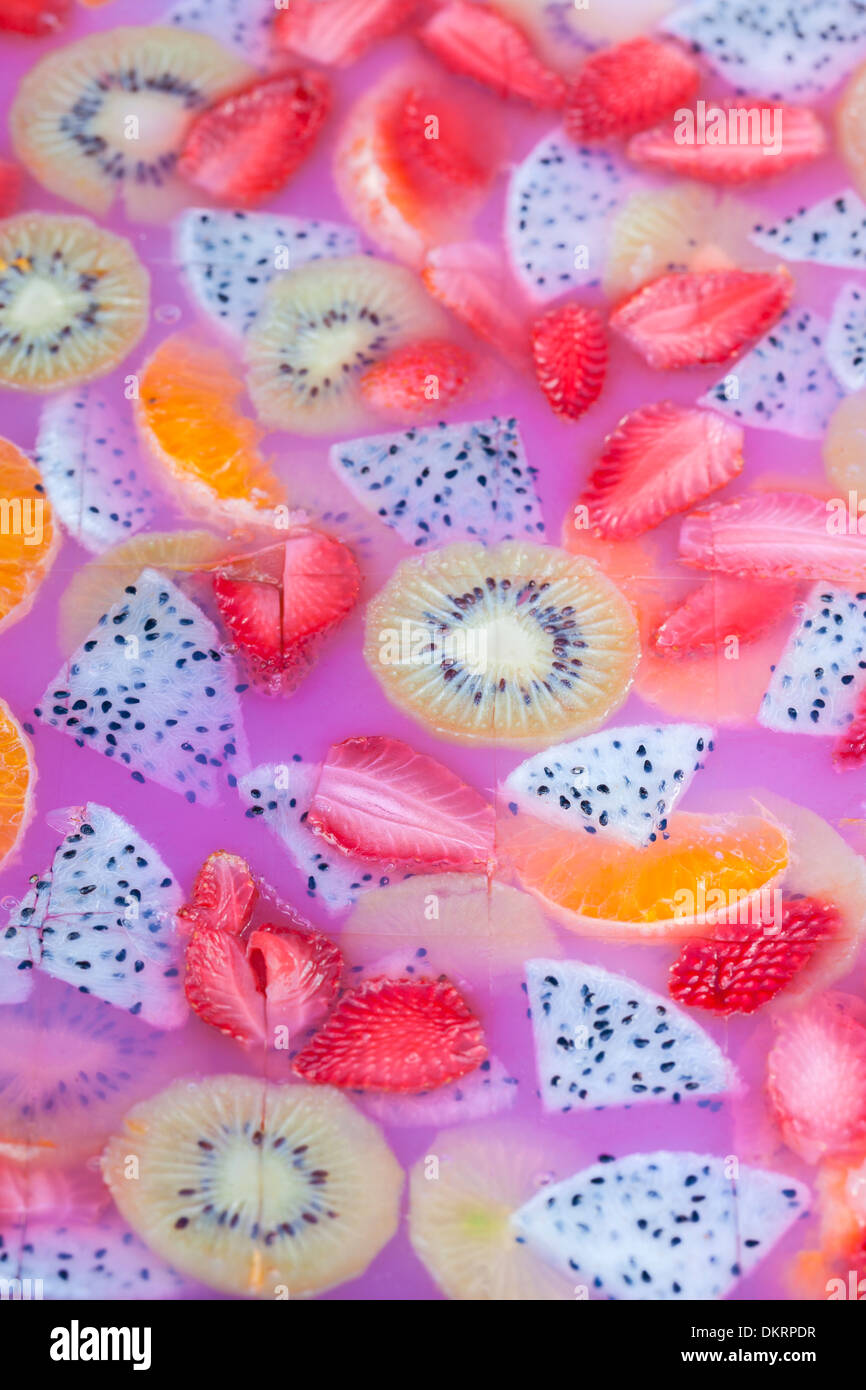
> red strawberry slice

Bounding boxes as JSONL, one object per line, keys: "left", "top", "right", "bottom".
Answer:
{"left": 531, "top": 303, "right": 607, "bottom": 422}
{"left": 213, "top": 531, "right": 359, "bottom": 694}
{"left": 177, "top": 850, "right": 258, "bottom": 937}
{"left": 419, "top": 1, "right": 566, "bottom": 110}
{"left": 0, "top": 0, "right": 69, "bottom": 35}
{"left": 274, "top": 0, "right": 415, "bottom": 67}
{"left": 679, "top": 491, "right": 866, "bottom": 583}
{"left": 359, "top": 339, "right": 475, "bottom": 416}
{"left": 653, "top": 575, "right": 799, "bottom": 658}
{"left": 0, "top": 161, "right": 21, "bottom": 217}
{"left": 565, "top": 37, "right": 699, "bottom": 143}
{"left": 578, "top": 402, "right": 743, "bottom": 539}
{"left": 834, "top": 687, "right": 866, "bottom": 769}
{"left": 610, "top": 268, "right": 793, "bottom": 369}
{"left": 292, "top": 975, "right": 487, "bottom": 1091}
{"left": 627, "top": 101, "right": 826, "bottom": 184}
{"left": 768, "top": 992, "right": 866, "bottom": 1162}
{"left": 247, "top": 925, "right": 342, "bottom": 1033}
{"left": 213, "top": 573, "right": 282, "bottom": 665}
{"left": 308, "top": 735, "right": 496, "bottom": 870}
{"left": 394, "top": 84, "right": 492, "bottom": 192}
{"left": 423, "top": 242, "right": 531, "bottom": 369}
{"left": 178, "top": 71, "right": 331, "bottom": 207}
{"left": 669, "top": 897, "right": 840, "bottom": 1016}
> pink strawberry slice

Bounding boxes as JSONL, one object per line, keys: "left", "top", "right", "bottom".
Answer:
{"left": 177, "top": 850, "right": 258, "bottom": 937}
{"left": 578, "top": 402, "right": 744, "bottom": 539}
{"left": 423, "top": 242, "right": 531, "bottom": 369}
{"left": 292, "top": 975, "right": 487, "bottom": 1091}
{"left": 627, "top": 101, "right": 826, "bottom": 184}
{"left": 280, "top": 528, "right": 360, "bottom": 648}
{"left": 419, "top": 1, "right": 566, "bottom": 110}
{"left": 768, "top": 993, "right": 866, "bottom": 1163}
{"left": 610, "top": 268, "right": 793, "bottom": 370}
{"left": 308, "top": 735, "right": 496, "bottom": 870}
{"left": 679, "top": 491, "right": 866, "bottom": 583}
{"left": 185, "top": 926, "right": 267, "bottom": 1046}
{"left": 247, "top": 925, "right": 342, "bottom": 1033}
{"left": 181, "top": 852, "right": 344, "bottom": 1045}
{"left": 653, "top": 575, "right": 800, "bottom": 658}
{"left": 273, "top": 0, "right": 416, "bottom": 67}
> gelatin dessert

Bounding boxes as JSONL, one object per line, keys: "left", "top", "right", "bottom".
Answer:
{"left": 0, "top": 0, "right": 865, "bottom": 1308}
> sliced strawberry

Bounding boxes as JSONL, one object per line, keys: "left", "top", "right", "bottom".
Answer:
{"left": 834, "top": 686, "right": 866, "bottom": 769}
{"left": 213, "top": 572, "right": 282, "bottom": 664}
{"left": 768, "top": 992, "right": 866, "bottom": 1163}
{"left": 178, "top": 71, "right": 331, "bottom": 207}
{"left": 181, "top": 853, "right": 343, "bottom": 1046}
{"left": 247, "top": 925, "right": 342, "bottom": 1033}
{"left": 679, "top": 491, "right": 866, "bottom": 583}
{"left": 394, "top": 83, "right": 492, "bottom": 192}
{"left": 0, "top": 1163, "right": 108, "bottom": 1220}
{"left": 213, "top": 531, "right": 359, "bottom": 695}
{"left": 610, "top": 268, "right": 793, "bottom": 370}
{"left": 359, "top": 339, "right": 475, "bottom": 416}
{"left": 308, "top": 735, "right": 496, "bottom": 870}
{"left": 669, "top": 897, "right": 840, "bottom": 1017}
{"left": 292, "top": 975, "right": 487, "bottom": 1091}
{"left": 419, "top": 1, "right": 566, "bottom": 110}
{"left": 273, "top": 0, "right": 416, "bottom": 67}
{"left": 0, "top": 160, "right": 21, "bottom": 217}
{"left": 627, "top": 101, "right": 826, "bottom": 184}
{"left": 185, "top": 926, "right": 267, "bottom": 1046}
{"left": 280, "top": 527, "right": 360, "bottom": 649}
{"left": 178, "top": 850, "right": 258, "bottom": 937}
{"left": 0, "top": 0, "right": 69, "bottom": 35}
{"left": 422, "top": 242, "right": 531, "bottom": 368}
{"left": 336, "top": 72, "right": 503, "bottom": 267}
{"left": 653, "top": 576, "right": 799, "bottom": 658}
{"left": 578, "top": 403, "right": 743, "bottom": 539}
{"left": 565, "top": 37, "right": 699, "bottom": 143}
{"left": 531, "top": 302, "right": 607, "bottom": 422}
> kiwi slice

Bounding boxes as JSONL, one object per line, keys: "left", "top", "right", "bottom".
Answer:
{"left": 10, "top": 26, "right": 253, "bottom": 221}
{"left": 244, "top": 255, "right": 446, "bottom": 435}
{"left": 0, "top": 981, "right": 174, "bottom": 1167}
{"left": 409, "top": 1123, "right": 574, "bottom": 1300}
{"left": 102, "top": 1075, "right": 403, "bottom": 1298}
{"left": 364, "top": 540, "right": 640, "bottom": 745}
{"left": 0, "top": 214, "right": 149, "bottom": 392}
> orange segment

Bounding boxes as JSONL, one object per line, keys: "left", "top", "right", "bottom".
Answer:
{"left": 0, "top": 437, "right": 57, "bottom": 635}
{"left": 0, "top": 699, "right": 34, "bottom": 870}
{"left": 56, "top": 529, "right": 235, "bottom": 654}
{"left": 135, "top": 335, "right": 286, "bottom": 523}
{"left": 499, "top": 809, "right": 789, "bottom": 939}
